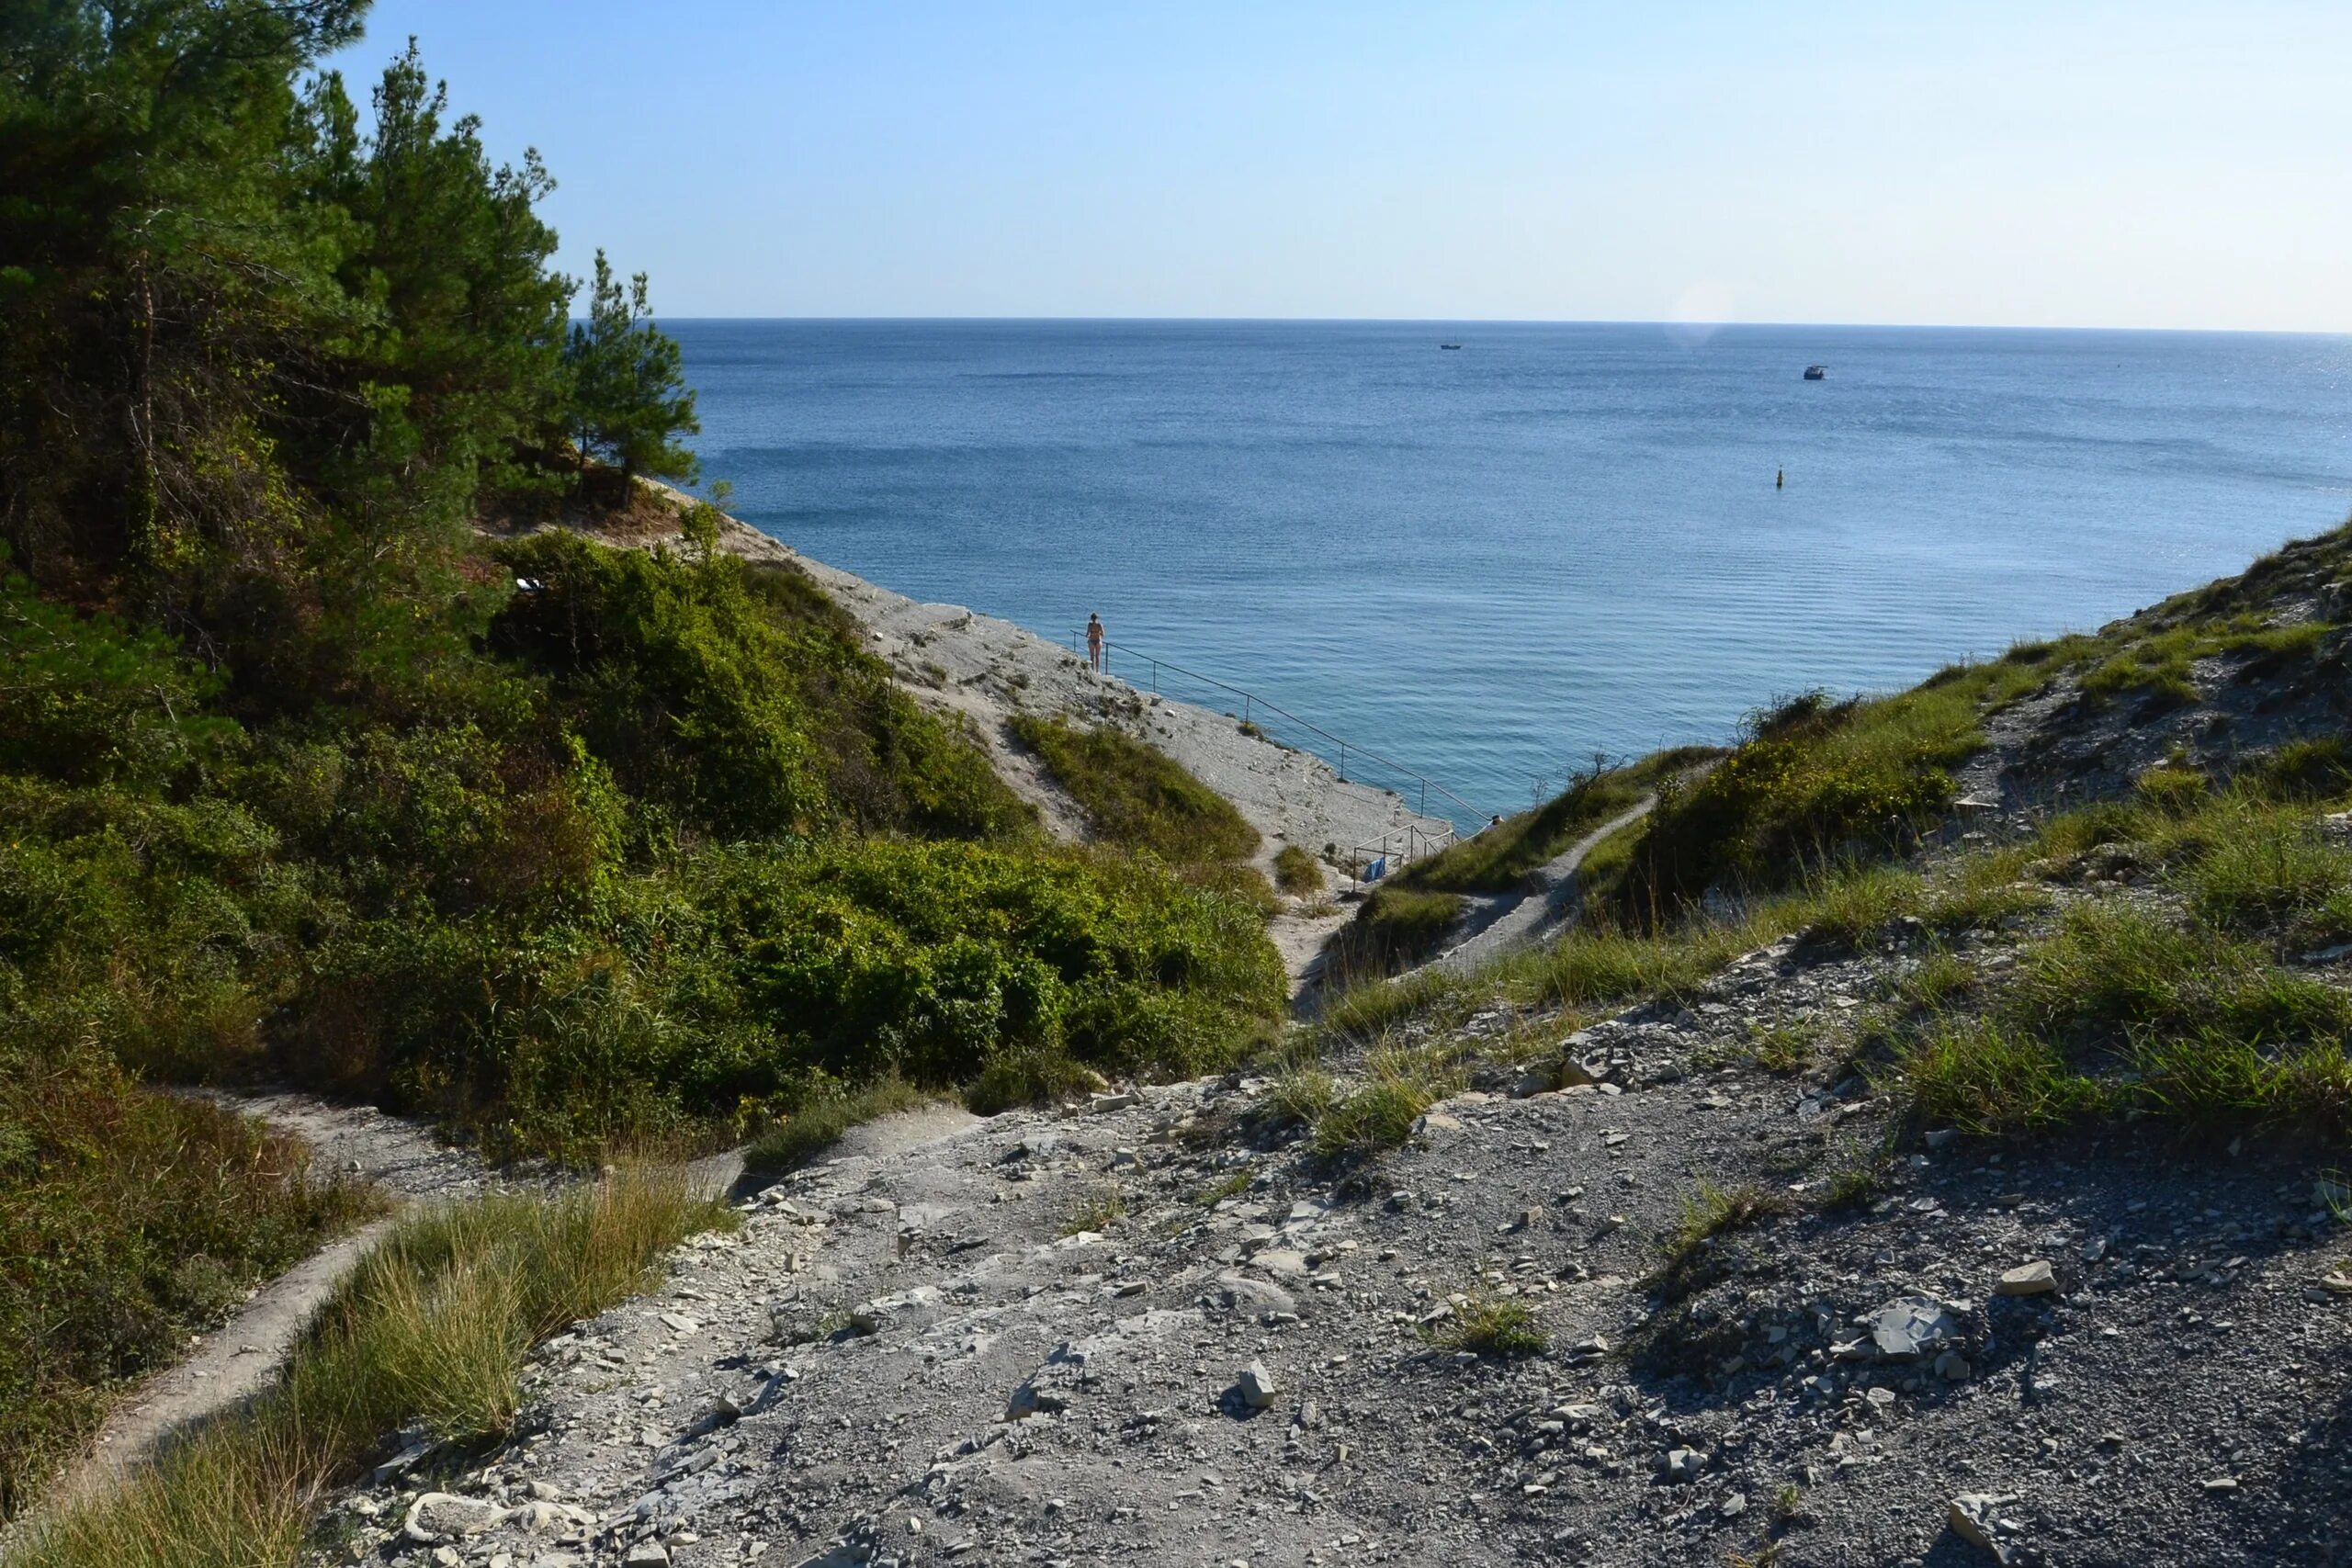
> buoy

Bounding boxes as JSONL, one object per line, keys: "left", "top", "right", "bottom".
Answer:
{"left": 1776, "top": 468, "right": 1784, "bottom": 490}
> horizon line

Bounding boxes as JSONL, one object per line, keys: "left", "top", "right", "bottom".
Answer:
{"left": 646, "top": 315, "right": 2351, "bottom": 338}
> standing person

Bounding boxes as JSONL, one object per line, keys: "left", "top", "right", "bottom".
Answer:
{"left": 1086, "top": 613, "right": 1105, "bottom": 672}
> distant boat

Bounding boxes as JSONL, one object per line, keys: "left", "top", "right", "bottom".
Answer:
{"left": 1803, "top": 364, "right": 1827, "bottom": 380}
{"left": 1439, "top": 343, "right": 1462, "bottom": 350}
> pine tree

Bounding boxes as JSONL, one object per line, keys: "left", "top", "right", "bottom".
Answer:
{"left": 563, "top": 251, "right": 700, "bottom": 488}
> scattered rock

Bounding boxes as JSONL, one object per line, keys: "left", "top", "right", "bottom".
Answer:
{"left": 1661, "top": 1448, "right": 1704, "bottom": 1483}
{"left": 403, "top": 1492, "right": 509, "bottom": 1544}
{"left": 1996, "top": 1261, "right": 2058, "bottom": 1296}
{"left": 1949, "top": 1492, "right": 2023, "bottom": 1561}
{"left": 1867, "top": 1295, "right": 1966, "bottom": 1360}
{"left": 1238, "top": 1361, "right": 1278, "bottom": 1409}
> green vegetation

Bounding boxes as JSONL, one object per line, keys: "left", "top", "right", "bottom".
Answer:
{"left": 1895, "top": 894, "right": 2352, "bottom": 1136}
{"left": 1879, "top": 760, "right": 2352, "bottom": 1138}
{"left": 0, "top": 1059, "right": 377, "bottom": 1516}
{"left": 1430, "top": 1292, "right": 1547, "bottom": 1356}
{"left": 1612, "top": 688, "right": 1978, "bottom": 922}
{"left": 1009, "top": 715, "right": 1260, "bottom": 863}
{"left": 1266, "top": 1054, "right": 1340, "bottom": 1129}
{"left": 1193, "top": 1171, "right": 1253, "bottom": 1206}
{"left": 1310, "top": 1045, "right": 1461, "bottom": 1158}
{"left": 1652, "top": 1179, "right": 1792, "bottom": 1302}
{"left": 1327, "top": 885, "right": 1467, "bottom": 976}
{"left": 0, "top": 2, "right": 1288, "bottom": 1518}
{"left": 1399, "top": 749, "right": 1715, "bottom": 897}
{"left": 1272, "top": 844, "right": 1324, "bottom": 896}
{"left": 17, "top": 1168, "right": 722, "bottom": 1568}
{"left": 1061, "top": 1187, "right": 1127, "bottom": 1235}
{"left": 2078, "top": 615, "right": 2325, "bottom": 705}
{"left": 742, "top": 1076, "right": 933, "bottom": 1173}
{"left": 1819, "top": 1143, "right": 1893, "bottom": 1211}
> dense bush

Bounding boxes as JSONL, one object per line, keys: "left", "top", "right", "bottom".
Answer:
{"left": 1612, "top": 688, "right": 1972, "bottom": 921}
{"left": 494, "top": 535, "right": 1030, "bottom": 840}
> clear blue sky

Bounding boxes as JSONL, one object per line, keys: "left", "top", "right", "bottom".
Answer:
{"left": 325, "top": 1, "right": 2352, "bottom": 330}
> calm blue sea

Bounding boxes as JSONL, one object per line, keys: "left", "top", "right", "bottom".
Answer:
{"left": 671, "top": 321, "right": 2352, "bottom": 825}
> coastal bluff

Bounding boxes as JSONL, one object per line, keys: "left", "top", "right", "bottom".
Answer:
{"left": 503, "top": 487, "right": 1456, "bottom": 891}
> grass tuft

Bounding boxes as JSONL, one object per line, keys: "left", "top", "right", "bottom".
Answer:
{"left": 1651, "top": 1179, "right": 1791, "bottom": 1301}
{"left": 1430, "top": 1292, "right": 1547, "bottom": 1356}
{"left": 1272, "top": 845, "right": 1323, "bottom": 896}
{"left": 1060, "top": 1187, "right": 1126, "bottom": 1236}
{"left": 1310, "top": 1047, "right": 1460, "bottom": 1159}
{"left": 744, "top": 1076, "right": 934, "bottom": 1172}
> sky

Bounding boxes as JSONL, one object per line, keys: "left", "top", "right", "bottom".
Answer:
{"left": 323, "top": 1, "right": 2352, "bottom": 330}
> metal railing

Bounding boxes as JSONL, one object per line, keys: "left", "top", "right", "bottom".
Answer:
{"left": 1338, "top": 823, "right": 1459, "bottom": 888}
{"left": 1067, "top": 630, "right": 1486, "bottom": 826}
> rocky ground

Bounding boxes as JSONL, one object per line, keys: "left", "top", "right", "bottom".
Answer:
{"left": 320, "top": 514, "right": 2352, "bottom": 1568}
{"left": 300, "top": 850, "right": 2352, "bottom": 1568}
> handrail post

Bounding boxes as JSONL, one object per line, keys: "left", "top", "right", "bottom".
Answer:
{"left": 1339, "top": 742, "right": 1347, "bottom": 781}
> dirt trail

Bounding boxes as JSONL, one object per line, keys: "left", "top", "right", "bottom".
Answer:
{"left": 46, "top": 1094, "right": 494, "bottom": 1509}
{"left": 1429, "top": 795, "right": 1657, "bottom": 975}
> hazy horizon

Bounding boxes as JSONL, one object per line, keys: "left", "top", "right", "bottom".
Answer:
{"left": 636, "top": 316, "right": 2351, "bottom": 334}
{"left": 331, "top": 2, "right": 2352, "bottom": 333}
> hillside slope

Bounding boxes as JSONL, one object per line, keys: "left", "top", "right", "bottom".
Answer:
{"left": 296, "top": 529, "right": 2352, "bottom": 1568}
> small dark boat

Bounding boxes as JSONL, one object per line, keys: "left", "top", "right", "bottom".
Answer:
{"left": 1803, "top": 364, "right": 1826, "bottom": 380}
{"left": 1439, "top": 343, "right": 1462, "bottom": 350}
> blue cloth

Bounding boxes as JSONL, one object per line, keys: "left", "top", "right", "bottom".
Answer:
{"left": 1365, "top": 856, "right": 1387, "bottom": 882}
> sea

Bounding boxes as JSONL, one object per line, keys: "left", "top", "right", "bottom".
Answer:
{"left": 670, "top": 320, "right": 2352, "bottom": 827}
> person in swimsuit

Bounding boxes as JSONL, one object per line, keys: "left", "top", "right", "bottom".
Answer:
{"left": 1086, "top": 613, "right": 1105, "bottom": 671}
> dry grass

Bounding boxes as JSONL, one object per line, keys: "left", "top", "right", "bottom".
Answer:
{"left": 18, "top": 1168, "right": 725, "bottom": 1568}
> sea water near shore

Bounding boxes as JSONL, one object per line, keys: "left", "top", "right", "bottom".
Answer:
{"left": 672, "top": 320, "right": 2352, "bottom": 825}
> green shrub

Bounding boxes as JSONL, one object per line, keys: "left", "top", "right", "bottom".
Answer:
{"left": 1326, "top": 886, "right": 1464, "bottom": 976}
{"left": 1009, "top": 715, "right": 1258, "bottom": 863}
{"left": 1614, "top": 686, "right": 1970, "bottom": 920}
{"left": 493, "top": 535, "right": 1030, "bottom": 840}
{"left": 1272, "top": 844, "right": 1323, "bottom": 896}
{"left": 1394, "top": 761, "right": 1657, "bottom": 895}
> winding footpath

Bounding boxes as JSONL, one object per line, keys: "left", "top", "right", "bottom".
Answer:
{"left": 1426, "top": 795, "right": 1658, "bottom": 975}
